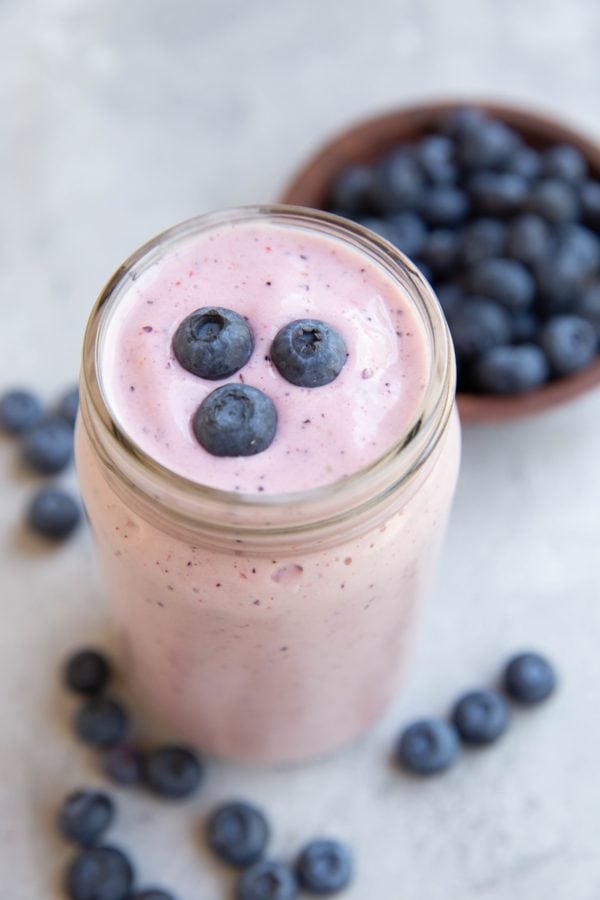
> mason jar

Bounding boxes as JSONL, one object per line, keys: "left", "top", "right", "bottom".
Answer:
{"left": 75, "top": 206, "right": 460, "bottom": 764}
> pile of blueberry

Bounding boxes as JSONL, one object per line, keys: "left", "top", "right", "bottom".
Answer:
{"left": 395, "top": 651, "right": 557, "bottom": 775}
{"left": 62, "top": 647, "right": 354, "bottom": 899}
{"left": 0, "top": 386, "right": 81, "bottom": 539}
{"left": 326, "top": 107, "right": 600, "bottom": 394}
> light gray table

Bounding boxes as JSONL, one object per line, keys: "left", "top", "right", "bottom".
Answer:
{"left": 2, "top": 1, "right": 599, "bottom": 897}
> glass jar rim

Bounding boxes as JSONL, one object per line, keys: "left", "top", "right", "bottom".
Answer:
{"left": 80, "top": 204, "right": 456, "bottom": 537}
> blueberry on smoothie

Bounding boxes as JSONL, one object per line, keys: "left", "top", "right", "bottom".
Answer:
{"left": 65, "top": 845, "right": 134, "bottom": 900}
{"left": 193, "top": 384, "right": 277, "bottom": 457}
{"left": 0, "top": 388, "right": 43, "bottom": 433}
{"left": 236, "top": 860, "right": 299, "bottom": 900}
{"left": 58, "top": 789, "right": 115, "bottom": 847}
{"left": 142, "top": 746, "right": 203, "bottom": 799}
{"left": 295, "top": 839, "right": 354, "bottom": 894}
{"left": 207, "top": 800, "right": 270, "bottom": 867}
{"left": 451, "top": 689, "right": 510, "bottom": 745}
{"left": 503, "top": 651, "right": 557, "bottom": 704}
{"left": 270, "top": 319, "right": 347, "bottom": 388}
{"left": 172, "top": 306, "right": 254, "bottom": 380}
{"left": 395, "top": 718, "right": 459, "bottom": 775}
{"left": 28, "top": 487, "right": 81, "bottom": 540}
{"left": 65, "top": 648, "right": 111, "bottom": 695}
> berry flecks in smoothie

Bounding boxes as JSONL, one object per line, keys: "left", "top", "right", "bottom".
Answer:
{"left": 101, "top": 220, "right": 430, "bottom": 494}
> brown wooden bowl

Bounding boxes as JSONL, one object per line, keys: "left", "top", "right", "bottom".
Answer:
{"left": 279, "top": 99, "right": 600, "bottom": 424}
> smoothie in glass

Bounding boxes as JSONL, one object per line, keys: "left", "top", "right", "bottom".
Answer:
{"left": 76, "top": 206, "right": 460, "bottom": 763}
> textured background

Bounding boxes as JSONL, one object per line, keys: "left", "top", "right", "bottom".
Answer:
{"left": 1, "top": 1, "right": 599, "bottom": 897}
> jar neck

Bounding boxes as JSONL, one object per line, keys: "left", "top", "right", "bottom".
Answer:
{"left": 80, "top": 205, "right": 456, "bottom": 550}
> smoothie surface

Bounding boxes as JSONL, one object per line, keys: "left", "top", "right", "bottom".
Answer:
{"left": 100, "top": 219, "right": 430, "bottom": 494}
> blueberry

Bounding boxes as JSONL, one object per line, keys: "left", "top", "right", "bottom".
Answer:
{"left": 510, "top": 310, "right": 539, "bottom": 343}
{"left": 74, "top": 697, "right": 129, "bottom": 747}
{"left": 448, "top": 298, "right": 512, "bottom": 361}
{"left": 506, "top": 214, "right": 552, "bottom": 266}
{"left": 27, "top": 487, "right": 81, "bottom": 540}
{"left": 0, "top": 388, "right": 43, "bottom": 434}
{"left": 395, "top": 718, "right": 459, "bottom": 775}
{"left": 193, "top": 384, "right": 277, "bottom": 457}
{"left": 468, "top": 172, "right": 528, "bottom": 216}
{"left": 440, "top": 106, "right": 486, "bottom": 139}
{"left": 386, "top": 211, "right": 427, "bottom": 258}
{"left": 460, "top": 218, "right": 506, "bottom": 267}
{"left": 270, "top": 319, "right": 347, "bottom": 388}
{"left": 143, "top": 745, "right": 203, "bottom": 799}
{"left": 451, "top": 690, "right": 510, "bottom": 745}
{"left": 556, "top": 223, "right": 600, "bottom": 277}
{"left": 580, "top": 180, "right": 600, "bottom": 228}
{"left": 535, "top": 254, "right": 583, "bottom": 315}
{"left": 503, "top": 651, "right": 557, "bottom": 704}
{"left": 64, "top": 648, "right": 111, "bottom": 695}
{"left": 295, "top": 839, "right": 353, "bottom": 895}
{"left": 172, "top": 307, "right": 253, "bottom": 380}
{"left": 472, "top": 344, "right": 550, "bottom": 393}
{"left": 368, "top": 149, "right": 424, "bottom": 213}
{"left": 207, "top": 800, "right": 270, "bottom": 867}
{"left": 21, "top": 416, "right": 74, "bottom": 474}
{"left": 575, "top": 282, "right": 600, "bottom": 336}
{"left": 421, "top": 229, "right": 460, "bottom": 276}
{"left": 101, "top": 744, "right": 143, "bottom": 786}
{"left": 328, "top": 164, "right": 372, "bottom": 214}
{"left": 65, "top": 845, "right": 134, "bottom": 900}
{"left": 466, "top": 258, "right": 535, "bottom": 311}
{"left": 435, "top": 283, "right": 463, "bottom": 319}
{"left": 420, "top": 185, "right": 469, "bottom": 226}
{"left": 505, "top": 146, "right": 542, "bottom": 180}
{"left": 58, "top": 790, "right": 115, "bottom": 846}
{"left": 457, "top": 118, "right": 520, "bottom": 169}
{"left": 57, "top": 385, "right": 80, "bottom": 426}
{"left": 417, "top": 134, "right": 457, "bottom": 184}
{"left": 543, "top": 144, "right": 587, "bottom": 182}
{"left": 236, "top": 860, "right": 298, "bottom": 900}
{"left": 539, "top": 315, "right": 597, "bottom": 376}
{"left": 526, "top": 179, "right": 580, "bottom": 223}
{"left": 129, "top": 891, "right": 176, "bottom": 900}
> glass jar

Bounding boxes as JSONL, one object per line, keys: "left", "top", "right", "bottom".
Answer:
{"left": 75, "top": 206, "right": 460, "bottom": 763}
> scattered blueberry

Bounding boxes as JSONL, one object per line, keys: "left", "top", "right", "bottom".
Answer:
{"left": 503, "top": 651, "right": 557, "bottom": 704}
{"left": 295, "top": 839, "right": 353, "bottom": 895}
{"left": 468, "top": 171, "right": 528, "bottom": 216}
{"left": 395, "top": 718, "right": 459, "bottom": 775}
{"left": 270, "top": 319, "right": 347, "bottom": 388}
{"left": 74, "top": 697, "right": 129, "bottom": 747}
{"left": 101, "top": 744, "right": 144, "bottom": 786}
{"left": 506, "top": 214, "right": 551, "bottom": 266}
{"left": 328, "top": 165, "right": 372, "bottom": 214}
{"left": 192, "top": 384, "right": 277, "bottom": 457}
{"left": 449, "top": 298, "right": 512, "bottom": 361}
{"left": 65, "top": 845, "right": 134, "bottom": 900}
{"left": 451, "top": 690, "right": 510, "bottom": 745}
{"left": 172, "top": 307, "right": 254, "bottom": 380}
{"left": 420, "top": 185, "right": 469, "bottom": 226}
{"left": 65, "top": 648, "right": 111, "bottom": 695}
{"left": 543, "top": 144, "right": 587, "bottom": 182}
{"left": 128, "top": 892, "right": 176, "bottom": 900}
{"left": 0, "top": 388, "right": 43, "bottom": 434}
{"left": 57, "top": 385, "right": 80, "bottom": 426}
{"left": 369, "top": 149, "right": 424, "bottom": 213}
{"left": 466, "top": 258, "right": 535, "bottom": 311}
{"left": 58, "top": 790, "right": 115, "bottom": 846}
{"left": 417, "top": 134, "right": 457, "bottom": 184}
{"left": 421, "top": 229, "right": 460, "bottom": 276}
{"left": 539, "top": 315, "right": 597, "bottom": 376}
{"left": 526, "top": 178, "right": 580, "bottom": 223}
{"left": 472, "top": 344, "right": 550, "bottom": 393}
{"left": 236, "top": 860, "right": 298, "bottom": 900}
{"left": 21, "top": 416, "right": 74, "bottom": 474}
{"left": 207, "top": 800, "right": 270, "bottom": 867}
{"left": 386, "top": 211, "right": 427, "bottom": 258}
{"left": 460, "top": 218, "right": 506, "bottom": 267}
{"left": 143, "top": 745, "right": 203, "bottom": 799}
{"left": 27, "top": 487, "right": 81, "bottom": 540}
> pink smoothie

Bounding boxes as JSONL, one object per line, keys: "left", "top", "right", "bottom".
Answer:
{"left": 100, "top": 220, "right": 429, "bottom": 493}
{"left": 76, "top": 209, "right": 460, "bottom": 762}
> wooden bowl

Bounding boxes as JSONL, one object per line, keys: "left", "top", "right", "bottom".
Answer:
{"left": 279, "top": 100, "right": 600, "bottom": 424}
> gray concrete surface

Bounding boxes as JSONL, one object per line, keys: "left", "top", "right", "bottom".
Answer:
{"left": 1, "top": 1, "right": 599, "bottom": 897}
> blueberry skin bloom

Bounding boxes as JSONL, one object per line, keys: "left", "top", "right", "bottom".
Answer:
{"left": 504, "top": 652, "right": 557, "bottom": 704}
{"left": 65, "top": 845, "right": 134, "bottom": 900}
{"left": 236, "top": 860, "right": 298, "bottom": 900}
{"left": 395, "top": 718, "right": 459, "bottom": 775}
{"left": 27, "top": 487, "right": 81, "bottom": 540}
{"left": 270, "top": 319, "right": 347, "bottom": 388}
{"left": 143, "top": 745, "right": 203, "bottom": 799}
{"left": 0, "top": 388, "right": 43, "bottom": 433}
{"left": 193, "top": 384, "right": 277, "bottom": 457}
{"left": 452, "top": 690, "right": 510, "bottom": 745}
{"left": 295, "top": 839, "right": 354, "bottom": 894}
{"left": 21, "top": 416, "right": 74, "bottom": 474}
{"left": 207, "top": 800, "right": 270, "bottom": 867}
{"left": 172, "top": 306, "right": 254, "bottom": 379}
{"left": 58, "top": 790, "right": 115, "bottom": 846}
{"left": 74, "top": 697, "right": 129, "bottom": 747}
